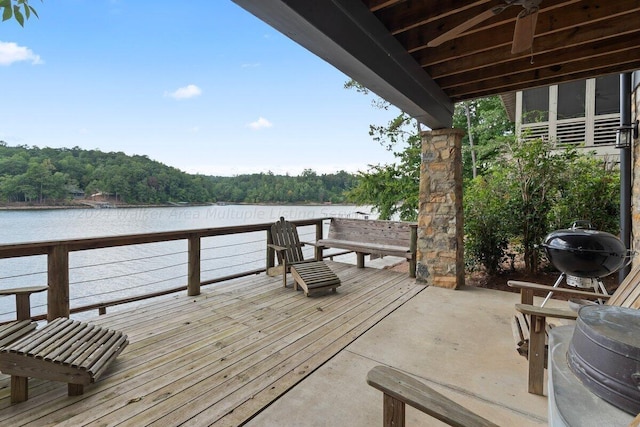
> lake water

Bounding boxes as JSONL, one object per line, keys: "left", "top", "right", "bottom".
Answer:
{"left": 0, "top": 204, "right": 373, "bottom": 321}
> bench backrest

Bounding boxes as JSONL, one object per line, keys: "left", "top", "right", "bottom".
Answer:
{"left": 327, "top": 218, "right": 416, "bottom": 247}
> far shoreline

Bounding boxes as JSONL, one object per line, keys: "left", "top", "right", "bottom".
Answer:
{"left": 0, "top": 201, "right": 357, "bottom": 211}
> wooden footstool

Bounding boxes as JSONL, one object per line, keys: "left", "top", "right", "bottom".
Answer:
{"left": 290, "top": 261, "right": 341, "bottom": 297}
{"left": 0, "top": 317, "right": 128, "bottom": 402}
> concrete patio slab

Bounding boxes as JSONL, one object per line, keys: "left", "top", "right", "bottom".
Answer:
{"left": 248, "top": 285, "right": 569, "bottom": 426}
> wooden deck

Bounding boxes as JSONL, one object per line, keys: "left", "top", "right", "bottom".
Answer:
{"left": 0, "top": 262, "right": 423, "bottom": 426}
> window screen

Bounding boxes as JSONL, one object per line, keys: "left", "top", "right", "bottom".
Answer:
{"left": 595, "top": 74, "right": 620, "bottom": 115}
{"left": 557, "top": 80, "right": 585, "bottom": 120}
{"left": 522, "top": 86, "right": 549, "bottom": 123}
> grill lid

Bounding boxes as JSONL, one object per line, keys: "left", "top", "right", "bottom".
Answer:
{"left": 542, "top": 222, "right": 627, "bottom": 278}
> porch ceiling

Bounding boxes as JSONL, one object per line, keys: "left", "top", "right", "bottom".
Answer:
{"left": 232, "top": 0, "right": 640, "bottom": 129}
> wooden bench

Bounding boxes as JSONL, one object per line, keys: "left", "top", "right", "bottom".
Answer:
{"left": 317, "top": 218, "right": 417, "bottom": 278}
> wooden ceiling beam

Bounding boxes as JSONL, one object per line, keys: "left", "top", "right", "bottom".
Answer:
{"left": 451, "top": 61, "right": 640, "bottom": 101}
{"left": 396, "top": 0, "right": 580, "bottom": 53}
{"left": 446, "top": 47, "right": 640, "bottom": 100}
{"left": 376, "top": 0, "right": 494, "bottom": 35}
{"left": 362, "top": 0, "right": 406, "bottom": 13}
{"left": 436, "top": 34, "right": 640, "bottom": 90}
{"left": 424, "top": 12, "right": 640, "bottom": 79}
{"left": 415, "top": 0, "right": 640, "bottom": 67}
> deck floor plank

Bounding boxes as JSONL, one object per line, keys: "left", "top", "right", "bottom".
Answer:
{"left": 134, "top": 274, "right": 413, "bottom": 426}
{"left": 68, "top": 270, "right": 409, "bottom": 426}
{"left": 0, "top": 262, "right": 423, "bottom": 426}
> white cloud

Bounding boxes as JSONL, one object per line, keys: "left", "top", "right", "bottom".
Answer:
{"left": 164, "top": 84, "right": 202, "bottom": 100}
{"left": 248, "top": 117, "right": 273, "bottom": 130}
{"left": 0, "top": 41, "right": 43, "bottom": 66}
{"left": 241, "top": 63, "right": 260, "bottom": 68}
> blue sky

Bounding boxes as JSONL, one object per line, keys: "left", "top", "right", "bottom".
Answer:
{"left": 0, "top": 0, "right": 402, "bottom": 176}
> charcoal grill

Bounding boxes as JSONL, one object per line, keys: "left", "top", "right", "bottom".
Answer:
{"left": 539, "top": 221, "right": 630, "bottom": 306}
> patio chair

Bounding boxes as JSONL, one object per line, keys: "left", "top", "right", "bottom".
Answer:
{"left": 268, "top": 217, "right": 340, "bottom": 296}
{"left": 508, "top": 265, "right": 640, "bottom": 395}
{"left": 0, "top": 286, "right": 128, "bottom": 403}
{"left": 367, "top": 365, "right": 498, "bottom": 427}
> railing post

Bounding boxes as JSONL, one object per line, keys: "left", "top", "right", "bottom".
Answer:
{"left": 315, "top": 220, "right": 324, "bottom": 261}
{"left": 409, "top": 225, "right": 417, "bottom": 278}
{"left": 266, "top": 228, "right": 275, "bottom": 271}
{"left": 188, "top": 235, "right": 201, "bottom": 296}
{"left": 48, "top": 244, "right": 69, "bottom": 320}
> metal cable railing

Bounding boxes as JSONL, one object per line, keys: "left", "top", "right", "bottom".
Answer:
{"left": 0, "top": 218, "right": 331, "bottom": 322}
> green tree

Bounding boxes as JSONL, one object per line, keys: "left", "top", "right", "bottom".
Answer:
{"left": 501, "top": 138, "right": 579, "bottom": 274}
{"left": 452, "top": 97, "right": 515, "bottom": 180}
{"left": 24, "top": 158, "right": 58, "bottom": 203}
{"left": 346, "top": 124, "right": 421, "bottom": 220}
{"left": 550, "top": 155, "right": 620, "bottom": 234}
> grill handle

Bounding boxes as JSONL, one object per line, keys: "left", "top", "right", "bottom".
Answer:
{"left": 571, "top": 220, "right": 594, "bottom": 230}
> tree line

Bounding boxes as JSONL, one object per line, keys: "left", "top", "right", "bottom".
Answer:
{"left": 0, "top": 142, "right": 358, "bottom": 205}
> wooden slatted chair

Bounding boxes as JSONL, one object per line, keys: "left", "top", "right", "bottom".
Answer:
{"left": 0, "top": 286, "right": 47, "bottom": 348}
{"left": 508, "top": 265, "right": 640, "bottom": 395}
{"left": 0, "top": 286, "right": 128, "bottom": 403}
{"left": 267, "top": 217, "right": 340, "bottom": 295}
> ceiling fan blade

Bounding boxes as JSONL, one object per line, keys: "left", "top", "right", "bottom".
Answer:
{"left": 428, "top": 6, "right": 508, "bottom": 48}
{"left": 511, "top": 7, "right": 538, "bottom": 54}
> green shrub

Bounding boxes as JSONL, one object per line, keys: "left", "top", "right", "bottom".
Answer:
{"left": 463, "top": 171, "right": 517, "bottom": 274}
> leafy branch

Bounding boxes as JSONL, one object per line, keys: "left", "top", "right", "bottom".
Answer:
{"left": 1, "top": 0, "right": 40, "bottom": 27}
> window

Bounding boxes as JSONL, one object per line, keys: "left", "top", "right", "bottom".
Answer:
{"left": 557, "top": 80, "right": 585, "bottom": 120}
{"left": 522, "top": 86, "right": 548, "bottom": 123}
{"left": 595, "top": 74, "right": 620, "bottom": 115}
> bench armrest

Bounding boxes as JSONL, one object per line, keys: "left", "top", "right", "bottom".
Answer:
{"left": 267, "top": 243, "right": 287, "bottom": 253}
{"left": 508, "top": 280, "right": 611, "bottom": 300}
{"left": 367, "top": 365, "right": 498, "bottom": 427}
{"left": 515, "top": 303, "right": 578, "bottom": 321}
{"left": 0, "top": 285, "right": 48, "bottom": 321}
{"left": 0, "top": 285, "right": 48, "bottom": 297}
{"left": 300, "top": 241, "right": 325, "bottom": 248}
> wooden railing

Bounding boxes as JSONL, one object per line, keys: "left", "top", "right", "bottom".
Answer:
{"left": 0, "top": 218, "right": 328, "bottom": 321}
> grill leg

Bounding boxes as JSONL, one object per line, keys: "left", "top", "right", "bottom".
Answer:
{"left": 541, "top": 273, "right": 565, "bottom": 307}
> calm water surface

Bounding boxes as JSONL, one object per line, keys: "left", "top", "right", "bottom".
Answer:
{"left": 0, "top": 204, "right": 371, "bottom": 320}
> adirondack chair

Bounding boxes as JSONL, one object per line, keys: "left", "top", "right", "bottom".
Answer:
{"left": 267, "top": 217, "right": 340, "bottom": 296}
{"left": 508, "top": 265, "right": 640, "bottom": 395}
{"left": 0, "top": 285, "right": 128, "bottom": 403}
{"left": 367, "top": 365, "right": 499, "bottom": 427}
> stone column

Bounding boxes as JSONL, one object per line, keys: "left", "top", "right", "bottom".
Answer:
{"left": 416, "top": 129, "right": 465, "bottom": 289}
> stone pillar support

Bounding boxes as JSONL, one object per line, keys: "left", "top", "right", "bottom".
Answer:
{"left": 416, "top": 129, "right": 465, "bottom": 289}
